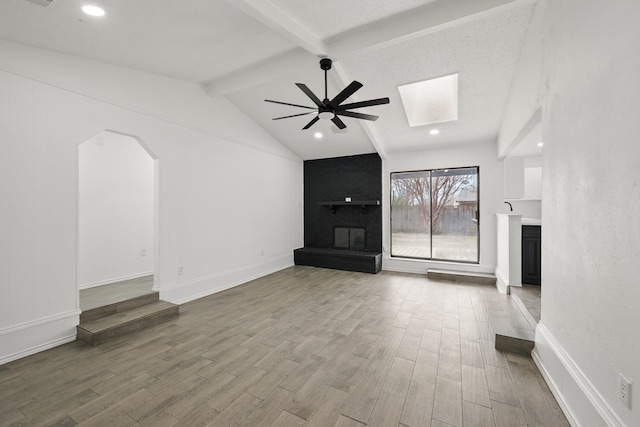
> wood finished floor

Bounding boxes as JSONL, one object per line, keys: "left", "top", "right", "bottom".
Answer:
{"left": 510, "top": 285, "right": 541, "bottom": 324}
{"left": 80, "top": 276, "right": 155, "bottom": 311}
{"left": 1, "top": 267, "right": 568, "bottom": 427}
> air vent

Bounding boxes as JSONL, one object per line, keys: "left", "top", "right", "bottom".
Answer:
{"left": 23, "top": 0, "right": 53, "bottom": 6}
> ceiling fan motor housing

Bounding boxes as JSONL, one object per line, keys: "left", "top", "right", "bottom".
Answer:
{"left": 320, "top": 58, "right": 332, "bottom": 71}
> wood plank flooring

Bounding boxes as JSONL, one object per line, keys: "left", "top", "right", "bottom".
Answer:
{"left": 0, "top": 267, "right": 569, "bottom": 426}
{"left": 80, "top": 276, "right": 155, "bottom": 311}
{"left": 510, "top": 285, "right": 541, "bottom": 325}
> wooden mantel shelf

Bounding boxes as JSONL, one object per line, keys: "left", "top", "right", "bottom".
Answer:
{"left": 318, "top": 200, "right": 381, "bottom": 214}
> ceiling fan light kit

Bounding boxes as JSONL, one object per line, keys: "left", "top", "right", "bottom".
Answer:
{"left": 265, "top": 58, "right": 389, "bottom": 130}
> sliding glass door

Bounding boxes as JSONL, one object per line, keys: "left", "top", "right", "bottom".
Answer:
{"left": 391, "top": 167, "right": 479, "bottom": 263}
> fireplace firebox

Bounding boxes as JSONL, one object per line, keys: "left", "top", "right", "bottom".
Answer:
{"left": 334, "top": 227, "right": 366, "bottom": 251}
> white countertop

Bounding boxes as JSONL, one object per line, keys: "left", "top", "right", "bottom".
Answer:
{"left": 522, "top": 217, "right": 542, "bottom": 226}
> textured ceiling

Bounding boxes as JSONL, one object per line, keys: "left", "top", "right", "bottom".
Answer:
{"left": 339, "top": 3, "right": 536, "bottom": 154}
{"left": 268, "top": 0, "right": 439, "bottom": 39}
{"left": 0, "top": 0, "right": 537, "bottom": 160}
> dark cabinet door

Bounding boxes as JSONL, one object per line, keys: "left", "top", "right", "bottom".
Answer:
{"left": 522, "top": 225, "right": 541, "bottom": 285}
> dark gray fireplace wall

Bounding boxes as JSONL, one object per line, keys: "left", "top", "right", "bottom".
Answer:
{"left": 304, "top": 153, "right": 382, "bottom": 252}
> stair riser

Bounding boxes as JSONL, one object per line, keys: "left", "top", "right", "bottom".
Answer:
{"left": 80, "top": 292, "right": 159, "bottom": 323}
{"left": 495, "top": 334, "right": 534, "bottom": 355}
{"left": 77, "top": 307, "right": 179, "bottom": 347}
{"left": 427, "top": 271, "right": 496, "bottom": 285}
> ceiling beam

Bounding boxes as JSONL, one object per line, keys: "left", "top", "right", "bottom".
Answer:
{"left": 206, "top": 0, "right": 531, "bottom": 97}
{"left": 208, "top": 0, "right": 532, "bottom": 159}
{"left": 329, "top": 0, "right": 532, "bottom": 57}
{"left": 224, "top": 0, "right": 328, "bottom": 57}
{"left": 204, "top": 49, "right": 316, "bottom": 98}
{"left": 332, "top": 61, "right": 388, "bottom": 160}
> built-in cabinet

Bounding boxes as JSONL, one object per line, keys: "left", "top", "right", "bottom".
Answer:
{"left": 522, "top": 225, "right": 541, "bottom": 285}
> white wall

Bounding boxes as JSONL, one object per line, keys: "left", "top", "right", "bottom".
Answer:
{"left": 0, "top": 41, "right": 303, "bottom": 364}
{"left": 530, "top": 1, "right": 640, "bottom": 426}
{"left": 497, "top": 1, "right": 543, "bottom": 157}
{"left": 495, "top": 214, "right": 522, "bottom": 293}
{"left": 79, "top": 132, "right": 155, "bottom": 288}
{"left": 507, "top": 199, "right": 541, "bottom": 220}
{"left": 382, "top": 140, "right": 503, "bottom": 274}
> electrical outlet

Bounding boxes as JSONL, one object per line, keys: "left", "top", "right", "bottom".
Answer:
{"left": 619, "top": 374, "right": 632, "bottom": 409}
{"left": 178, "top": 266, "right": 184, "bottom": 275}
{"left": 140, "top": 248, "right": 146, "bottom": 257}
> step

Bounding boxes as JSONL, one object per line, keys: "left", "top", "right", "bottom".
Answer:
{"left": 294, "top": 247, "right": 382, "bottom": 274}
{"left": 509, "top": 285, "right": 540, "bottom": 329}
{"left": 510, "top": 291, "right": 538, "bottom": 330}
{"left": 495, "top": 330, "right": 535, "bottom": 355}
{"left": 427, "top": 268, "right": 496, "bottom": 285}
{"left": 80, "top": 291, "right": 159, "bottom": 323}
{"left": 492, "top": 301, "right": 535, "bottom": 355}
{"left": 77, "top": 301, "right": 179, "bottom": 347}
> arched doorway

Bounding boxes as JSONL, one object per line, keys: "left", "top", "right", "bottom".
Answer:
{"left": 77, "top": 130, "right": 158, "bottom": 309}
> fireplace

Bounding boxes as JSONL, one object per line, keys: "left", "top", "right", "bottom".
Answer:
{"left": 295, "top": 153, "right": 382, "bottom": 273}
{"left": 334, "top": 226, "right": 366, "bottom": 251}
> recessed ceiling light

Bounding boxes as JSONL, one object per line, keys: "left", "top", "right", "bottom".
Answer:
{"left": 430, "top": 129, "right": 440, "bottom": 135}
{"left": 82, "top": 5, "right": 105, "bottom": 17}
{"left": 398, "top": 73, "right": 459, "bottom": 127}
{"left": 314, "top": 132, "right": 323, "bottom": 139}
{"left": 537, "top": 142, "right": 544, "bottom": 147}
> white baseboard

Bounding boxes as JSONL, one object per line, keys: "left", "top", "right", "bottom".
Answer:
{"left": 533, "top": 322, "right": 627, "bottom": 427}
{"left": 0, "top": 310, "right": 81, "bottom": 365}
{"left": 494, "top": 268, "right": 509, "bottom": 294}
{"left": 159, "top": 254, "right": 293, "bottom": 305}
{"left": 79, "top": 271, "right": 154, "bottom": 290}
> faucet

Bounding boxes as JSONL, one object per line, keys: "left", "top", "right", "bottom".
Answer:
{"left": 504, "top": 201, "right": 513, "bottom": 212}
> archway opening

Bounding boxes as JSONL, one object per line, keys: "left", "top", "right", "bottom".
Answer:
{"left": 77, "top": 130, "right": 157, "bottom": 310}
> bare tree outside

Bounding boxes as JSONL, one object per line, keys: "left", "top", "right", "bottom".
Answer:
{"left": 391, "top": 168, "right": 478, "bottom": 262}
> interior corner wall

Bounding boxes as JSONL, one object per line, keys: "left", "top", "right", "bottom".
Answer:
{"left": 382, "top": 140, "right": 502, "bottom": 274}
{"left": 78, "top": 132, "right": 154, "bottom": 289}
{"left": 531, "top": 1, "right": 640, "bottom": 426}
{"left": 0, "top": 41, "right": 303, "bottom": 364}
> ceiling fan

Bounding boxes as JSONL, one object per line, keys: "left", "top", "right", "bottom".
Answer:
{"left": 265, "top": 58, "right": 390, "bottom": 130}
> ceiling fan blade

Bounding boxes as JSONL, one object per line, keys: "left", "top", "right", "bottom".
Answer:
{"left": 295, "top": 83, "right": 324, "bottom": 108}
{"left": 336, "top": 97, "right": 390, "bottom": 111}
{"left": 272, "top": 112, "right": 315, "bottom": 120}
{"left": 302, "top": 116, "right": 320, "bottom": 129}
{"left": 329, "top": 81, "right": 363, "bottom": 108}
{"left": 265, "top": 99, "right": 316, "bottom": 110}
{"left": 336, "top": 110, "right": 379, "bottom": 121}
{"left": 331, "top": 116, "right": 347, "bottom": 129}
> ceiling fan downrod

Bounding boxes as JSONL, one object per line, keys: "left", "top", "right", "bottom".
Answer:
{"left": 320, "top": 57, "right": 332, "bottom": 102}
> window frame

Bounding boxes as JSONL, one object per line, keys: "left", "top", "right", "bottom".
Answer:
{"left": 389, "top": 165, "right": 480, "bottom": 264}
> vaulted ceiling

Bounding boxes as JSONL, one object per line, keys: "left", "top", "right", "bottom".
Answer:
{"left": 0, "top": 0, "right": 537, "bottom": 160}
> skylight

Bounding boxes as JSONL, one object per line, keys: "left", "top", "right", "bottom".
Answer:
{"left": 398, "top": 73, "right": 459, "bottom": 127}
